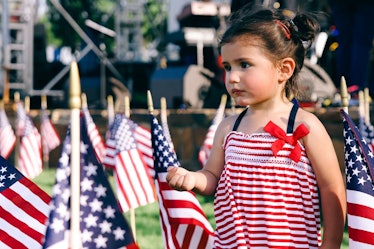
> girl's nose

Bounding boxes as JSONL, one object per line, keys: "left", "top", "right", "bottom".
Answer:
{"left": 227, "top": 71, "right": 240, "bottom": 84}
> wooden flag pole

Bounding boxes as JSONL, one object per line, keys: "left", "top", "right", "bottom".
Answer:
{"left": 364, "top": 88, "right": 371, "bottom": 125}
{"left": 160, "top": 97, "right": 167, "bottom": 125}
{"left": 147, "top": 90, "right": 154, "bottom": 115}
{"left": 230, "top": 96, "right": 236, "bottom": 115}
{"left": 81, "top": 93, "right": 87, "bottom": 109}
{"left": 14, "top": 92, "right": 21, "bottom": 168}
{"left": 24, "top": 96, "right": 30, "bottom": 114}
{"left": 340, "top": 76, "right": 349, "bottom": 114}
{"left": 69, "top": 61, "right": 82, "bottom": 249}
{"left": 41, "top": 95, "right": 49, "bottom": 169}
{"left": 359, "top": 90, "right": 365, "bottom": 120}
{"left": 107, "top": 95, "right": 114, "bottom": 127}
{"left": 124, "top": 95, "right": 137, "bottom": 241}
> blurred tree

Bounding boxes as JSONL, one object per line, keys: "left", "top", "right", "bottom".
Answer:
{"left": 46, "top": 0, "right": 167, "bottom": 58}
{"left": 46, "top": 0, "right": 116, "bottom": 52}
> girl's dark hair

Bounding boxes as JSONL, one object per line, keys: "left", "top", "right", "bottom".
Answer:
{"left": 220, "top": 4, "right": 320, "bottom": 99}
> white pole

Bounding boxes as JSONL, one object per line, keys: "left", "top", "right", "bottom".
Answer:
{"left": 69, "top": 61, "right": 82, "bottom": 249}
{"left": 340, "top": 76, "right": 349, "bottom": 114}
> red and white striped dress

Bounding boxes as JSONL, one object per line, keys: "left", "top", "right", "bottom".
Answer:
{"left": 214, "top": 107, "right": 321, "bottom": 249}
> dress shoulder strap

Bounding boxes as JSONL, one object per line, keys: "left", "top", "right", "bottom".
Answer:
{"left": 287, "top": 103, "right": 299, "bottom": 133}
{"left": 232, "top": 108, "right": 248, "bottom": 131}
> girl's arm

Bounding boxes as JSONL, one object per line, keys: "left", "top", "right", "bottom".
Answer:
{"left": 302, "top": 113, "right": 346, "bottom": 249}
{"left": 166, "top": 117, "right": 231, "bottom": 195}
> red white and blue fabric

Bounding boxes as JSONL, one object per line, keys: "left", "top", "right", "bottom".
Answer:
{"left": 0, "top": 108, "right": 16, "bottom": 159}
{"left": 43, "top": 116, "right": 139, "bottom": 249}
{"left": 0, "top": 156, "right": 51, "bottom": 249}
{"left": 215, "top": 122, "right": 320, "bottom": 248}
{"left": 198, "top": 103, "right": 226, "bottom": 167}
{"left": 151, "top": 114, "right": 214, "bottom": 249}
{"left": 103, "top": 113, "right": 156, "bottom": 212}
{"left": 104, "top": 113, "right": 154, "bottom": 177}
{"left": 341, "top": 110, "right": 374, "bottom": 249}
{"left": 18, "top": 114, "right": 42, "bottom": 179}
{"left": 359, "top": 117, "right": 374, "bottom": 152}
{"left": 82, "top": 107, "right": 106, "bottom": 163}
{"left": 40, "top": 108, "right": 61, "bottom": 154}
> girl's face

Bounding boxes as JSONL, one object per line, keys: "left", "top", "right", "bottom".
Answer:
{"left": 221, "top": 38, "right": 284, "bottom": 108}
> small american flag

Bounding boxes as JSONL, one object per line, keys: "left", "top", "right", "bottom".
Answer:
{"left": 82, "top": 107, "right": 106, "bottom": 163}
{"left": 41, "top": 108, "right": 61, "bottom": 154}
{"left": 15, "top": 101, "right": 27, "bottom": 136}
{"left": 43, "top": 116, "right": 139, "bottom": 249}
{"left": 103, "top": 113, "right": 156, "bottom": 212}
{"left": 0, "top": 108, "right": 16, "bottom": 159}
{"left": 151, "top": 114, "right": 215, "bottom": 249}
{"left": 341, "top": 109, "right": 374, "bottom": 248}
{"left": 198, "top": 101, "right": 226, "bottom": 167}
{"left": 359, "top": 117, "right": 374, "bottom": 152}
{"left": 104, "top": 113, "right": 154, "bottom": 177}
{"left": 0, "top": 156, "right": 51, "bottom": 249}
{"left": 18, "top": 114, "right": 42, "bottom": 179}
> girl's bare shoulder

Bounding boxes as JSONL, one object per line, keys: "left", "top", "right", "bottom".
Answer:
{"left": 296, "top": 108, "right": 326, "bottom": 131}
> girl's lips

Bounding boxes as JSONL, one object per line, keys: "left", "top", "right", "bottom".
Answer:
{"left": 232, "top": 89, "right": 243, "bottom": 95}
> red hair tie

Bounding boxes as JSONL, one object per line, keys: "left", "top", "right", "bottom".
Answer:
{"left": 276, "top": 20, "right": 291, "bottom": 40}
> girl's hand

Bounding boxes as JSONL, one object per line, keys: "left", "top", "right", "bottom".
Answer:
{"left": 166, "top": 166, "right": 195, "bottom": 191}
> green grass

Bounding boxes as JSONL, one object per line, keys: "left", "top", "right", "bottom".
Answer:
{"left": 33, "top": 168, "right": 349, "bottom": 249}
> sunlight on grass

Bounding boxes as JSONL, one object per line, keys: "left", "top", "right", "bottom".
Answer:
{"left": 33, "top": 169, "right": 349, "bottom": 249}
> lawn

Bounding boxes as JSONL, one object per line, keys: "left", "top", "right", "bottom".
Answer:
{"left": 33, "top": 168, "right": 349, "bottom": 249}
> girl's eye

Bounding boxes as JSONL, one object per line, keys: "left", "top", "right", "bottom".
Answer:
{"left": 223, "top": 64, "right": 231, "bottom": 72}
{"left": 240, "top": 62, "right": 250, "bottom": 68}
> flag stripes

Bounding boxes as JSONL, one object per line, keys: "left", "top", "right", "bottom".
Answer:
{"left": 133, "top": 125, "right": 154, "bottom": 176}
{"left": 0, "top": 157, "right": 50, "bottom": 249}
{"left": 103, "top": 113, "right": 156, "bottom": 212}
{"left": 341, "top": 110, "right": 374, "bottom": 249}
{"left": 41, "top": 109, "right": 60, "bottom": 153}
{"left": 18, "top": 115, "right": 42, "bottom": 179}
{"left": 0, "top": 109, "right": 16, "bottom": 159}
{"left": 82, "top": 108, "right": 106, "bottom": 162}
{"left": 43, "top": 116, "right": 139, "bottom": 248}
{"left": 114, "top": 149, "right": 156, "bottom": 212}
{"left": 151, "top": 114, "right": 214, "bottom": 249}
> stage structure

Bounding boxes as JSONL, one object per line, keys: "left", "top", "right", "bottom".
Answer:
{"left": 0, "top": 0, "right": 230, "bottom": 108}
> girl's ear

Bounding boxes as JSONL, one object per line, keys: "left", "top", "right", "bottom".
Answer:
{"left": 278, "top": 58, "right": 295, "bottom": 82}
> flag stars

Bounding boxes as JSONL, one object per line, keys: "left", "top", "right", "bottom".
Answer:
{"left": 0, "top": 166, "right": 6, "bottom": 173}
{"left": 346, "top": 174, "right": 352, "bottom": 183}
{"left": 50, "top": 217, "right": 65, "bottom": 233}
{"left": 356, "top": 154, "right": 364, "bottom": 163}
{"left": 103, "top": 206, "right": 116, "bottom": 219}
{"left": 89, "top": 198, "right": 103, "bottom": 212}
{"left": 94, "top": 184, "right": 107, "bottom": 198}
{"left": 113, "top": 227, "right": 126, "bottom": 240}
{"left": 56, "top": 203, "right": 69, "bottom": 220}
{"left": 81, "top": 141, "right": 88, "bottom": 154}
{"left": 99, "top": 220, "right": 112, "bottom": 233}
{"left": 351, "top": 145, "right": 359, "bottom": 154}
{"left": 84, "top": 213, "right": 98, "bottom": 228}
{"left": 81, "top": 177, "right": 94, "bottom": 192}
{"left": 80, "top": 194, "right": 89, "bottom": 206}
{"left": 84, "top": 163, "right": 97, "bottom": 177}
{"left": 81, "top": 229, "right": 94, "bottom": 243}
{"left": 345, "top": 135, "right": 353, "bottom": 145}
{"left": 358, "top": 176, "right": 366, "bottom": 185}
{"left": 94, "top": 234, "right": 108, "bottom": 248}
{"left": 347, "top": 159, "right": 355, "bottom": 168}
{"left": 56, "top": 166, "right": 69, "bottom": 182}
{"left": 8, "top": 173, "right": 16, "bottom": 180}
{"left": 352, "top": 168, "right": 360, "bottom": 176}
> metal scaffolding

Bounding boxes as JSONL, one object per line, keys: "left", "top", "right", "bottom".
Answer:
{"left": 1, "top": 0, "right": 36, "bottom": 101}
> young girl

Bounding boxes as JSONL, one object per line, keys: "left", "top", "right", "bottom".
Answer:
{"left": 166, "top": 5, "right": 346, "bottom": 249}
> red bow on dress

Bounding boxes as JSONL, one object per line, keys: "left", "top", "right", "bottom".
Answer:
{"left": 263, "top": 121, "right": 309, "bottom": 162}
